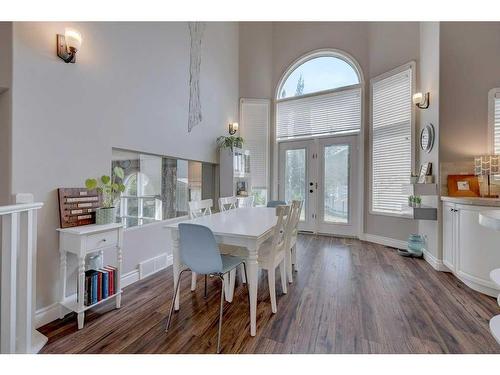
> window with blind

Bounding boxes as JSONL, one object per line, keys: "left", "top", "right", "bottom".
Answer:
{"left": 489, "top": 88, "right": 500, "bottom": 155}
{"left": 275, "top": 51, "right": 362, "bottom": 140}
{"left": 371, "top": 63, "right": 414, "bottom": 216}
{"left": 240, "top": 98, "right": 270, "bottom": 205}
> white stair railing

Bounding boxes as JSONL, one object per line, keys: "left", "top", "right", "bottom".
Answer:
{"left": 0, "top": 195, "right": 46, "bottom": 353}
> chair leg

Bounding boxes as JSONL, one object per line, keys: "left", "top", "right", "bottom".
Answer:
{"left": 242, "top": 262, "right": 251, "bottom": 307}
{"left": 165, "top": 269, "right": 186, "bottom": 332}
{"left": 286, "top": 248, "right": 293, "bottom": 284}
{"left": 292, "top": 245, "right": 298, "bottom": 272}
{"left": 204, "top": 275, "right": 208, "bottom": 298}
{"left": 239, "top": 264, "right": 247, "bottom": 284}
{"left": 191, "top": 272, "right": 197, "bottom": 291}
{"left": 217, "top": 275, "right": 225, "bottom": 354}
{"left": 268, "top": 268, "right": 277, "bottom": 313}
{"left": 279, "top": 260, "right": 288, "bottom": 294}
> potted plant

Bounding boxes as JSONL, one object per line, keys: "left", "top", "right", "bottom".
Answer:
{"left": 216, "top": 135, "right": 244, "bottom": 153}
{"left": 85, "top": 166, "right": 125, "bottom": 225}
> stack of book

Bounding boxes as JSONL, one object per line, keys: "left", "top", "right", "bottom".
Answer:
{"left": 84, "top": 266, "right": 118, "bottom": 306}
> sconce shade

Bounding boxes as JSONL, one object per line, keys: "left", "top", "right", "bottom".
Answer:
{"left": 413, "top": 92, "right": 430, "bottom": 109}
{"left": 57, "top": 28, "right": 82, "bottom": 63}
{"left": 474, "top": 155, "right": 500, "bottom": 176}
{"left": 65, "top": 28, "right": 82, "bottom": 51}
{"left": 228, "top": 122, "right": 239, "bottom": 135}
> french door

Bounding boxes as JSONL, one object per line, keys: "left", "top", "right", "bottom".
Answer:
{"left": 278, "top": 135, "right": 359, "bottom": 236}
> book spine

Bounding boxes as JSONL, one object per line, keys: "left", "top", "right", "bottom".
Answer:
{"left": 102, "top": 270, "right": 109, "bottom": 299}
{"left": 97, "top": 272, "right": 102, "bottom": 301}
{"left": 92, "top": 274, "right": 98, "bottom": 305}
{"left": 85, "top": 275, "right": 90, "bottom": 306}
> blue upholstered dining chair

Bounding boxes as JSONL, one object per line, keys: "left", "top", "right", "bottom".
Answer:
{"left": 267, "top": 200, "right": 287, "bottom": 208}
{"left": 165, "top": 223, "right": 249, "bottom": 354}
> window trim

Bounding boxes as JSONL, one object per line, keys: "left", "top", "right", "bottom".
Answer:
{"left": 274, "top": 48, "right": 365, "bottom": 100}
{"left": 369, "top": 61, "right": 416, "bottom": 218}
{"left": 488, "top": 88, "right": 500, "bottom": 154}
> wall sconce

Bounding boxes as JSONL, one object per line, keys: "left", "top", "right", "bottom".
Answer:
{"left": 413, "top": 92, "right": 430, "bottom": 109}
{"left": 228, "top": 122, "right": 239, "bottom": 135}
{"left": 57, "top": 28, "right": 83, "bottom": 63}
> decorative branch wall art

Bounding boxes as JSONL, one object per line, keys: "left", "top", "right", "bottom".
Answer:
{"left": 187, "top": 22, "right": 206, "bottom": 133}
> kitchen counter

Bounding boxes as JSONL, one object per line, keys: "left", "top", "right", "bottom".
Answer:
{"left": 441, "top": 196, "right": 500, "bottom": 207}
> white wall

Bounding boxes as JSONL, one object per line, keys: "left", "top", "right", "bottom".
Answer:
{"left": 418, "top": 22, "right": 441, "bottom": 260}
{"left": 440, "top": 22, "right": 500, "bottom": 162}
{"left": 10, "top": 22, "right": 239, "bottom": 309}
{"left": 365, "top": 22, "right": 420, "bottom": 241}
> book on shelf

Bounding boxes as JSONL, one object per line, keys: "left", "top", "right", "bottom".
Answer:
{"left": 84, "top": 265, "right": 118, "bottom": 306}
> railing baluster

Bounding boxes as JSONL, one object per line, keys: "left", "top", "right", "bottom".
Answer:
{"left": 1, "top": 212, "right": 19, "bottom": 354}
{"left": 17, "top": 209, "right": 34, "bottom": 353}
{"left": 1, "top": 200, "right": 44, "bottom": 354}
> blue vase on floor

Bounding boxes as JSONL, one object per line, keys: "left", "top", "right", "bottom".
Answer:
{"left": 407, "top": 234, "right": 424, "bottom": 257}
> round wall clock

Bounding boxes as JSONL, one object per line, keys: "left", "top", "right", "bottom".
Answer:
{"left": 420, "top": 123, "right": 435, "bottom": 153}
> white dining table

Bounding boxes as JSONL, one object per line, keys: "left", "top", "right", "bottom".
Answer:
{"left": 164, "top": 206, "right": 278, "bottom": 336}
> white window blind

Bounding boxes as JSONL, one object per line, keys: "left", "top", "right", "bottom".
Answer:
{"left": 240, "top": 99, "right": 270, "bottom": 190}
{"left": 371, "top": 65, "right": 413, "bottom": 215}
{"left": 490, "top": 89, "right": 500, "bottom": 155}
{"left": 276, "top": 87, "right": 361, "bottom": 140}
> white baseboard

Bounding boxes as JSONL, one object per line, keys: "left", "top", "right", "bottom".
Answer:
{"left": 35, "top": 253, "right": 173, "bottom": 329}
{"left": 361, "top": 233, "right": 448, "bottom": 272}
{"left": 359, "top": 233, "right": 407, "bottom": 250}
{"left": 422, "top": 249, "right": 448, "bottom": 272}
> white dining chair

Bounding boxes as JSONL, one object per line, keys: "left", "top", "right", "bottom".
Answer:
{"left": 188, "top": 199, "right": 213, "bottom": 293}
{"left": 229, "top": 204, "right": 293, "bottom": 313}
{"left": 188, "top": 199, "right": 213, "bottom": 218}
{"left": 286, "top": 200, "right": 303, "bottom": 283}
{"left": 238, "top": 196, "right": 254, "bottom": 208}
{"left": 218, "top": 196, "right": 238, "bottom": 211}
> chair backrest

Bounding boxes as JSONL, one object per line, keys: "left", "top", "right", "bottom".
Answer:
{"left": 267, "top": 200, "right": 286, "bottom": 208}
{"left": 188, "top": 199, "right": 213, "bottom": 219}
{"left": 285, "top": 200, "right": 302, "bottom": 248}
{"left": 219, "top": 196, "right": 238, "bottom": 211}
{"left": 238, "top": 196, "right": 254, "bottom": 208}
{"left": 268, "top": 205, "right": 291, "bottom": 261}
{"left": 178, "top": 223, "right": 223, "bottom": 274}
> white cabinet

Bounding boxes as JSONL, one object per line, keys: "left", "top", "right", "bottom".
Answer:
{"left": 442, "top": 201, "right": 500, "bottom": 297}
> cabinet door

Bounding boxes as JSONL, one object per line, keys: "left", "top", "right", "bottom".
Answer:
{"left": 442, "top": 202, "right": 455, "bottom": 271}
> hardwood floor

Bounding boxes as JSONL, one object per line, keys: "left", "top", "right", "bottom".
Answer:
{"left": 39, "top": 234, "right": 500, "bottom": 354}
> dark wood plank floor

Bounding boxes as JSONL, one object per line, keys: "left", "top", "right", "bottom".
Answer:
{"left": 39, "top": 235, "right": 500, "bottom": 354}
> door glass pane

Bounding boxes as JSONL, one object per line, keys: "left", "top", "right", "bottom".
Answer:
{"left": 324, "top": 144, "right": 349, "bottom": 223}
{"left": 284, "top": 148, "right": 306, "bottom": 221}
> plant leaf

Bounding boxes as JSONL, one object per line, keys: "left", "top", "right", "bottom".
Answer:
{"left": 85, "top": 178, "right": 97, "bottom": 190}
{"left": 101, "top": 175, "right": 111, "bottom": 185}
{"left": 114, "top": 166, "right": 124, "bottom": 179}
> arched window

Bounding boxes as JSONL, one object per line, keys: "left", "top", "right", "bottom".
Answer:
{"left": 276, "top": 49, "right": 363, "bottom": 140}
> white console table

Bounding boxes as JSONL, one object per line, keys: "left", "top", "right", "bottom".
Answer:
{"left": 57, "top": 223, "right": 124, "bottom": 329}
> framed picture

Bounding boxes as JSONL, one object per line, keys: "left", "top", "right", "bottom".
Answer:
{"left": 417, "top": 162, "right": 432, "bottom": 183}
{"left": 447, "top": 175, "right": 480, "bottom": 197}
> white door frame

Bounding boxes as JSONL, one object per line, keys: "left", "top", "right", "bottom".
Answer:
{"left": 278, "top": 134, "right": 360, "bottom": 236}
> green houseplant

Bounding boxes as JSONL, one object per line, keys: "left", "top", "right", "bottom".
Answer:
{"left": 85, "top": 166, "right": 126, "bottom": 225}
{"left": 216, "top": 135, "right": 244, "bottom": 152}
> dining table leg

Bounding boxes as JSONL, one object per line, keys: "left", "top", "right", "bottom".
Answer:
{"left": 170, "top": 230, "right": 182, "bottom": 311}
{"left": 224, "top": 269, "right": 236, "bottom": 302}
{"left": 246, "top": 243, "right": 259, "bottom": 336}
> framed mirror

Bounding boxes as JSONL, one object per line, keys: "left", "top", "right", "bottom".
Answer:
{"left": 420, "top": 123, "right": 435, "bottom": 153}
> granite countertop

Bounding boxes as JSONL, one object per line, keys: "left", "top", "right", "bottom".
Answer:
{"left": 441, "top": 196, "right": 500, "bottom": 207}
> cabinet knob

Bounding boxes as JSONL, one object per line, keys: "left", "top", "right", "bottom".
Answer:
{"left": 102, "top": 238, "right": 107, "bottom": 242}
